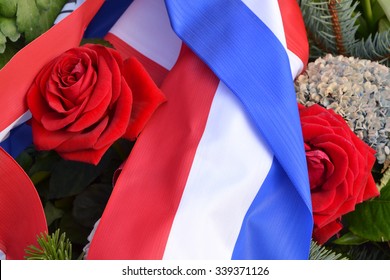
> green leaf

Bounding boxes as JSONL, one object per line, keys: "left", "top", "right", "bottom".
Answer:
{"left": 378, "top": 0, "right": 390, "bottom": 22}
{"left": 30, "top": 171, "right": 51, "bottom": 185}
{"left": 333, "top": 232, "right": 369, "bottom": 245}
{"left": 0, "top": 39, "right": 22, "bottom": 68}
{"left": 15, "top": 149, "right": 34, "bottom": 171}
{"left": 28, "top": 150, "right": 60, "bottom": 178}
{"left": 345, "top": 182, "right": 390, "bottom": 242}
{"left": 49, "top": 149, "right": 114, "bottom": 199}
{"left": 16, "top": 0, "right": 67, "bottom": 43}
{"left": 59, "top": 212, "right": 91, "bottom": 246}
{"left": 372, "top": 0, "right": 386, "bottom": 23}
{"left": 356, "top": 15, "right": 370, "bottom": 38}
{"left": 80, "top": 38, "right": 114, "bottom": 48}
{"left": 0, "top": 30, "right": 6, "bottom": 53}
{"left": 378, "top": 17, "right": 390, "bottom": 32}
{"left": 44, "top": 201, "right": 64, "bottom": 226}
{"left": 73, "top": 184, "right": 112, "bottom": 228}
{"left": 0, "top": 0, "right": 17, "bottom": 18}
{"left": 0, "top": 16, "right": 20, "bottom": 42}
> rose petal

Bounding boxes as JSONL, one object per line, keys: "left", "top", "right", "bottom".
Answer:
{"left": 311, "top": 188, "right": 336, "bottom": 213}
{"left": 312, "top": 140, "right": 348, "bottom": 189}
{"left": 301, "top": 123, "right": 334, "bottom": 141}
{"left": 334, "top": 197, "right": 358, "bottom": 218}
{"left": 31, "top": 120, "right": 73, "bottom": 150}
{"left": 312, "top": 220, "right": 343, "bottom": 244}
{"left": 122, "top": 57, "right": 166, "bottom": 140}
{"left": 83, "top": 55, "right": 113, "bottom": 113}
{"left": 46, "top": 80, "right": 75, "bottom": 112}
{"left": 301, "top": 115, "right": 332, "bottom": 128}
{"left": 313, "top": 134, "right": 359, "bottom": 190}
{"left": 86, "top": 44, "right": 123, "bottom": 105}
{"left": 58, "top": 144, "right": 111, "bottom": 165}
{"left": 27, "top": 84, "right": 50, "bottom": 122}
{"left": 306, "top": 149, "right": 334, "bottom": 190}
{"left": 362, "top": 175, "right": 379, "bottom": 201}
{"left": 67, "top": 85, "right": 111, "bottom": 133}
{"left": 40, "top": 99, "right": 87, "bottom": 131}
{"left": 94, "top": 78, "right": 132, "bottom": 149}
{"left": 55, "top": 116, "right": 109, "bottom": 152}
{"left": 65, "top": 56, "right": 113, "bottom": 132}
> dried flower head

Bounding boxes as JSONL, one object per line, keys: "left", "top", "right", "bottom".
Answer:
{"left": 296, "top": 54, "right": 390, "bottom": 165}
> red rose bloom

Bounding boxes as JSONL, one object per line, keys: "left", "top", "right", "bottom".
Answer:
{"left": 27, "top": 44, "right": 165, "bottom": 165}
{"left": 299, "top": 104, "right": 379, "bottom": 244}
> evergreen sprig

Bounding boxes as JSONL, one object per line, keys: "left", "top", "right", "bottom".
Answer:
{"left": 300, "top": 0, "right": 390, "bottom": 65}
{"left": 24, "top": 229, "right": 72, "bottom": 260}
{"left": 309, "top": 240, "right": 348, "bottom": 260}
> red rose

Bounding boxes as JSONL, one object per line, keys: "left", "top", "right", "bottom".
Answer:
{"left": 298, "top": 104, "right": 379, "bottom": 244}
{"left": 27, "top": 44, "right": 165, "bottom": 165}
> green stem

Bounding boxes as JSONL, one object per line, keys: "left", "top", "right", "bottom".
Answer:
{"left": 362, "top": 0, "right": 375, "bottom": 33}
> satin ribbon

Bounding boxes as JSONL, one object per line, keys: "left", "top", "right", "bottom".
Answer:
{"left": 164, "top": 0, "right": 313, "bottom": 258}
{"left": 0, "top": 148, "right": 47, "bottom": 259}
{"left": 87, "top": 0, "right": 313, "bottom": 259}
{"left": 84, "top": 0, "right": 134, "bottom": 38}
{"left": 87, "top": 44, "right": 220, "bottom": 259}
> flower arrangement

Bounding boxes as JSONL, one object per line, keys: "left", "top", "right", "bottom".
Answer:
{"left": 0, "top": 0, "right": 389, "bottom": 260}
{"left": 295, "top": 0, "right": 390, "bottom": 259}
{"left": 296, "top": 54, "right": 390, "bottom": 259}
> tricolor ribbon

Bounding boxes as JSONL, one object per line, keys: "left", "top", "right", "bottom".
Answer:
{"left": 0, "top": 0, "right": 313, "bottom": 259}
{"left": 87, "top": 0, "right": 313, "bottom": 259}
{"left": 165, "top": 0, "right": 313, "bottom": 258}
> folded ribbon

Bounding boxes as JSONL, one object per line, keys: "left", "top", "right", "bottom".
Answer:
{"left": 88, "top": 0, "right": 313, "bottom": 259}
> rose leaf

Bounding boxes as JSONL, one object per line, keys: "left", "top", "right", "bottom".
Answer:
{"left": 48, "top": 148, "right": 114, "bottom": 199}
{"left": 345, "top": 182, "right": 390, "bottom": 242}
{"left": 44, "top": 201, "right": 65, "bottom": 227}
{"left": 58, "top": 212, "right": 91, "bottom": 246}
{"left": 332, "top": 232, "right": 369, "bottom": 246}
{"left": 72, "top": 184, "right": 112, "bottom": 228}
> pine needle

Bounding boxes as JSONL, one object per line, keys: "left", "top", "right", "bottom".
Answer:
{"left": 24, "top": 229, "right": 72, "bottom": 260}
{"left": 309, "top": 240, "right": 348, "bottom": 260}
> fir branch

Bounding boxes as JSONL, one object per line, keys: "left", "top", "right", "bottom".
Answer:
{"left": 343, "top": 242, "right": 390, "bottom": 259}
{"left": 328, "top": 0, "right": 347, "bottom": 55}
{"left": 309, "top": 240, "right": 348, "bottom": 260}
{"left": 300, "top": 0, "right": 389, "bottom": 65}
{"left": 301, "top": 0, "right": 360, "bottom": 58}
{"left": 352, "top": 31, "right": 390, "bottom": 66}
{"left": 24, "top": 229, "right": 72, "bottom": 260}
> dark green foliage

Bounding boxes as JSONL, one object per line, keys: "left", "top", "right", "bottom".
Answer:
{"left": 16, "top": 139, "right": 133, "bottom": 258}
